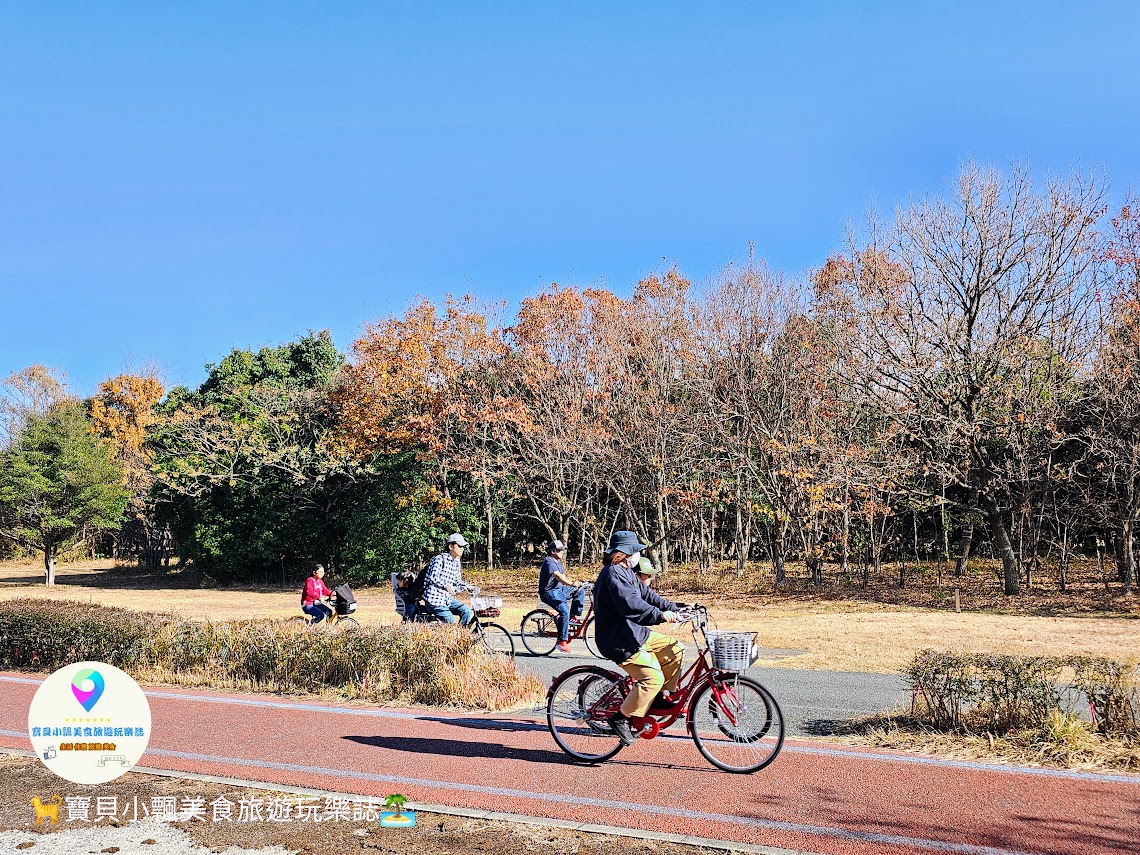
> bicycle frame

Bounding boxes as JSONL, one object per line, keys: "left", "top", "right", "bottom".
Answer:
{"left": 581, "top": 608, "right": 745, "bottom": 738}
{"left": 534, "top": 587, "right": 594, "bottom": 641}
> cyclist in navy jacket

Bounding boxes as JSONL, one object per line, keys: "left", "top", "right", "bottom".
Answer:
{"left": 593, "top": 530, "right": 685, "bottom": 746}
{"left": 538, "top": 539, "right": 586, "bottom": 653}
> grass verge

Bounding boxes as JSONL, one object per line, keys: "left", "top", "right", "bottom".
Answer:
{"left": 0, "top": 599, "right": 543, "bottom": 711}
{"left": 810, "top": 649, "right": 1140, "bottom": 773}
{"left": 825, "top": 711, "right": 1140, "bottom": 773}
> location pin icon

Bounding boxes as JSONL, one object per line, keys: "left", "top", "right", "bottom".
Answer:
{"left": 71, "top": 669, "right": 105, "bottom": 713}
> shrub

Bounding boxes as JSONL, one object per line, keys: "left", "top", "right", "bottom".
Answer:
{"left": 0, "top": 599, "right": 160, "bottom": 670}
{"left": 908, "top": 649, "right": 1139, "bottom": 737}
{"left": 0, "top": 599, "right": 543, "bottom": 711}
{"left": 1070, "top": 657, "right": 1140, "bottom": 736}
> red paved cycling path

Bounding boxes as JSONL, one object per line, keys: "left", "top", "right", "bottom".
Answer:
{"left": 2, "top": 673, "right": 1136, "bottom": 855}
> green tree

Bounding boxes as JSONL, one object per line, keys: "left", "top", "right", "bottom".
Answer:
{"left": 0, "top": 401, "right": 128, "bottom": 585}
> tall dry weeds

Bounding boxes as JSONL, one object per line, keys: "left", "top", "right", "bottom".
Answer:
{"left": 0, "top": 599, "right": 542, "bottom": 711}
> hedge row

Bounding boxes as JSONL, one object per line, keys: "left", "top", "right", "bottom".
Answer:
{"left": 906, "top": 649, "right": 1139, "bottom": 735}
{"left": 0, "top": 599, "right": 543, "bottom": 710}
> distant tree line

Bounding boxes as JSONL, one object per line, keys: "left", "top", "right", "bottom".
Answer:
{"left": 2, "top": 163, "right": 1137, "bottom": 593}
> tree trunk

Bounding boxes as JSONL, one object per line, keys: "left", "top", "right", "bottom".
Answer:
{"left": 44, "top": 545, "right": 56, "bottom": 586}
{"left": 1119, "top": 518, "right": 1135, "bottom": 595}
{"left": 773, "top": 526, "right": 787, "bottom": 584}
{"left": 981, "top": 495, "right": 1020, "bottom": 595}
{"left": 954, "top": 518, "right": 974, "bottom": 577}
{"left": 839, "top": 490, "right": 850, "bottom": 581}
{"left": 1113, "top": 526, "right": 1130, "bottom": 587}
{"left": 484, "top": 478, "right": 494, "bottom": 572}
{"left": 734, "top": 482, "right": 746, "bottom": 578}
{"left": 1058, "top": 524, "right": 1069, "bottom": 593}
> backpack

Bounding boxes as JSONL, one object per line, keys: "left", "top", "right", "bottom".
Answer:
{"left": 407, "top": 559, "right": 434, "bottom": 602}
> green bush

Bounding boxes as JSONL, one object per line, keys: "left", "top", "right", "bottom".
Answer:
{"left": 0, "top": 599, "right": 542, "bottom": 711}
{"left": 908, "top": 649, "right": 1139, "bottom": 737}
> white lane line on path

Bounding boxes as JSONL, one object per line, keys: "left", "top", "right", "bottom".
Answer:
{"left": 0, "top": 746, "right": 825, "bottom": 855}
{"left": 87, "top": 743, "right": 1062, "bottom": 855}
{"left": 4, "top": 677, "right": 1138, "bottom": 786}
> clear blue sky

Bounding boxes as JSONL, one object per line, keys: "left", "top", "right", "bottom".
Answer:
{"left": 2, "top": 2, "right": 1138, "bottom": 394}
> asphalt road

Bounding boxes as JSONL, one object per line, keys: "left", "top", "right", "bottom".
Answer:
{"left": 510, "top": 642, "right": 911, "bottom": 737}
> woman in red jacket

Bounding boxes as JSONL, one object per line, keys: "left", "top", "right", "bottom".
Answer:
{"left": 302, "top": 565, "right": 334, "bottom": 623}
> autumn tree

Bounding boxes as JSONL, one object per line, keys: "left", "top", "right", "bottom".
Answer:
{"left": 337, "top": 298, "right": 514, "bottom": 566}
{"left": 834, "top": 164, "right": 1103, "bottom": 595}
{"left": 693, "top": 262, "right": 798, "bottom": 578}
{"left": 1077, "top": 197, "right": 1140, "bottom": 593}
{"left": 90, "top": 372, "right": 168, "bottom": 569}
{"left": 0, "top": 364, "right": 70, "bottom": 448}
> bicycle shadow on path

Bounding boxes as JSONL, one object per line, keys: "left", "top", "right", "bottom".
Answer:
{"left": 343, "top": 734, "right": 570, "bottom": 765}
{"left": 345, "top": 728, "right": 721, "bottom": 774}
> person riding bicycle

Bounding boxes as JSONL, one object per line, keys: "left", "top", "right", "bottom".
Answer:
{"left": 422, "top": 533, "right": 475, "bottom": 626}
{"left": 539, "top": 539, "right": 586, "bottom": 653}
{"left": 593, "top": 530, "right": 685, "bottom": 746}
{"left": 301, "top": 564, "right": 335, "bottom": 624}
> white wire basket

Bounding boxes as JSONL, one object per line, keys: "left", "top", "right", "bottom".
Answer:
{"left": 706, "top": 630, "right": 759, "bottom": 672}
{"left": 470, "top": 595, "right": 502, "bottom": 611}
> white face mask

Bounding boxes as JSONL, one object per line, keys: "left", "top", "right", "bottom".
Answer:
{"left": 625, "top": 551, "right": 641, "bottom": 571}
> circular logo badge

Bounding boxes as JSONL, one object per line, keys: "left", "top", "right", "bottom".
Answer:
{"left": 27, "top": 661, "right": 151, "bottom": 784}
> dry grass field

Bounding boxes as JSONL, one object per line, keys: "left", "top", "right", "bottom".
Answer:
{"left": 2, "top": 557, "right": 1135, "bottom": 673}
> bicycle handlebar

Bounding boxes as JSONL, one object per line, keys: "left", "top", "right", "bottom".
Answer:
{"left": 673, "top": 605, "right": 708, "bottom": 628}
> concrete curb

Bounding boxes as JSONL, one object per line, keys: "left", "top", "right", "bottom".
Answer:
{"left": 3, "top": 748, "right": 824, "bottom": 855}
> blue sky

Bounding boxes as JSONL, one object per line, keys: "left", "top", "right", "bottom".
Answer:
{"left": 2, "top": 2, "right": 1138, "bottom": 394}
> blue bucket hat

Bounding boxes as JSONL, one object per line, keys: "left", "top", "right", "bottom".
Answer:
{"left": 604, "top": 530, "right": 648, "bottom": 556}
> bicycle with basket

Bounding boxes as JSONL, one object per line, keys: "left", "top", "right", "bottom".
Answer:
{"left": 291, "top": 583, "right": 360, "bottom": 633}
{"left": 415, "top": 585, "right": 515, "bottom": 659}
{"left": 545, "top": 605, "right": 784, "bottom": 773}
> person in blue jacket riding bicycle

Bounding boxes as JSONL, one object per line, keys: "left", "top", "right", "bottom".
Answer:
{"left": 592, "top": 530, "right": 685, "bottom": 746}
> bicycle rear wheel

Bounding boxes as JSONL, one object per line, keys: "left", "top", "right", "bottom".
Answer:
{"left": 520, "top": 609, "right": 559, "bottom": 656}
{"left": 582, "top": 617, "right": 602, "bottom": 658}
{"left": 688, "top": 675, "right": 784, "bottom": 773}
{"left": 479, "top": 622, "right": 515, "bottom": 659}
{"left": 547, "top": 667, "right": 626, "bottom": 763}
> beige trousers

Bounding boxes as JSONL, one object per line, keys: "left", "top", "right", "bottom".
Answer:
{"left": 618, "top": 631, "right": 684, "bottom": 717}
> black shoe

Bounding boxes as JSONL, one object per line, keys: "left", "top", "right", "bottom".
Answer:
{"left": 608, "top": 713, "right": 637, "bottom": 746}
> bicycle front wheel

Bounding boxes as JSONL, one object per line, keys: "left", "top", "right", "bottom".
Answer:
{"left": 479, "top": 622, "right": 515, "bottom": 659}
{"left": 547, "top": 667, "right": 626, "bottom": 763}
{"left": 519, "top": 609, "right": 559, "bottom": 656}
{"left": 688, "top": 675, "right": 784, "bottom": 773}
{"left": 334, "top": 617, "right": 360, "bottom": 633}
{"left": 582, "top": 617, "right": 602, "bottom": 659}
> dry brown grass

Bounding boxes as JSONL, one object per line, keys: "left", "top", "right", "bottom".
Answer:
{"left": 826, "top": 711, "right": 1140, "bottom": 772}
{"left": 3, "top": 558, "right": 1136, "bottom": 674}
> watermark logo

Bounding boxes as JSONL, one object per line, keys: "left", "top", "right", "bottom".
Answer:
{"left": 71, "top": 668, "right": 106, "bottom": 713}
{"left": 30, "top": 795, "right": 62, "bottom": 825}
{"left": 379, "top": 793, "right": 414, "bottom": 827}
{"left": 28, "top": 662, "right": 151, "bottom": 785}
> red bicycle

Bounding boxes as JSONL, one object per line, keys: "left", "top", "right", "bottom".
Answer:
{"left": 519, "top": 582, "right": 601, "bottom": 658}
{"left": 545, "top": 606, "right": 785, "bottom": 773}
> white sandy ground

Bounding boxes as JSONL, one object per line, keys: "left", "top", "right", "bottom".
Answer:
{"left": 0, "top": 816, "right": 321, "bottom": 855}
